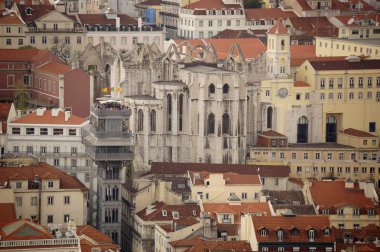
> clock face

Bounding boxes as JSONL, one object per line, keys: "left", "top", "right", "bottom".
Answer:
{"left": 278, "top": 88, "right": 288, "bottom": 98}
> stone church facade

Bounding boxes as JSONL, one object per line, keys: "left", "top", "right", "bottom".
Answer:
{"left": 78, "top": 20, "right": 323, "bottom": 174}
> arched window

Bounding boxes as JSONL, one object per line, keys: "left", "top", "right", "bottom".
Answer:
{"left": 137, "top": 109, "right": 143, "bottom": 132}
{"left": 222, "top": 113, "right": 230, "bottom": 134}
{"left": 223, "top": 84, "right": 229, "bottom": 94}
{"left": 209, "top": 83, "right": 215, "bottom": 97}
{"left": 207, "top": 113, "right": 215, "bottom": 134}
{"left": 267, "top": 107, "right": 273, "bottom": 129}
{"left": 281, "top": 39, "right": 285, "bottom": 50}
{"left": 297, "top": 116, "right": 308, "bottom": 143}
{"left": 150, "top": 110, "right": 156, "bottom": 132}
{"left": 112, "top": 186, "right": 118, "bottom": 201}
{"left": 167, "top": 94, "right": 172, "bottom": 131}
{"left": 179, "top": 94, "right": 184, "bottom": 131}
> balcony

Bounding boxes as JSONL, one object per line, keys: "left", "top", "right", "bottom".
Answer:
{"left": 89, "top": 126, "right": 132, "bottom": 138}
{"left": 160, "top": 11, "right": 179, "bottom": 18}
{"left": 0, "top": 238, "right": 79, "bottom": 248}
{"left": 27, "top": 27, "right": 85, "bottom": 33}
{"left": 86, "top": 149, "right": 133, "bottom": 161}
{"left": 91, "top": 104, "right": 132, "bottom": 117}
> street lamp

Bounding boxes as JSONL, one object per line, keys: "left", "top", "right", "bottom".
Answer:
{"left": 32, "top": 175, "right": 42, "bottom": 224}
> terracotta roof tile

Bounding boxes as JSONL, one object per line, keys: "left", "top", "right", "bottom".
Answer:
{"left": 203, "top": 202, "right": 271, "bottom": 224}
{"left": 252, "top": 215, "right": 334, "bottom": 243}
{"left": 260, "top": 130, "right": 287, "bottom": 137}
{"left": 245, "top": 8, "right": 296, "bottom": 20}
{"left": 77, "top": 14, "right": 137, "bottom": 26}
{"left": 340, "top": 128, "right": 376, "bottom": 137}
{"left": 204, "top": 38, "right": 266, "bottom": 59}
{"left": 184, "top": 0, "right": 242, "bottom": 9}
{"left": 0, "top": 162, "right": 88, "bottom": 191}
{"left": 267, "top": 19, "right": 288, "bottom": 34}
{"left": 77, "top": 225, "right": 115, "bottom": 244}
{"left": 138, "top": 0, "right": 161, "bottom": 6}
{"left": 34, "top": 62, "right": 72, "bottom": 76}
{"left": 136, "top": 202, "right": 200, "bottom": 222}
{"left": 12, "top": 109, "right": 86, "bottom": 124}
{"left": 1, "top": 219, "right": 53, "bottom": 241}
{"left": 212, "top": 29, "right": 258, "bottom": 39}
{"left": 288, "top": 16, "right": 338, "bottom": 37}
{"left": 0, "top": 203, "right": 16, "bottom": 225}
{"left": 296, "top": 0, "right": 312, "bottom": 10}
{"left": 151, "top": 162, "right": 290, "bottom": 177}
{"left": 16, "top": 4, "right": 56, "bottom": 24}
{"left": 187, "top": 239, "right": 253, "bottom": 251}
{"left": 294, "top": 81, "right": 310, "bottom": 87}
{"left": 290, "top": 45, "right": 316, "bottom": 66}
{"left": 0, "top": 12, "right": 25, "bottom": 25}
{"left": 0, "top": 49, "right": 54, "bottom": 62}
{"left": 334, "top": 14, "right": 380, "bottom": 27}
{"left": 216, "top": 223, "right": 239, "bottom": 236}
{"left": 331, "top": 0, "right": 374, "bottom": 11}
{"left": 309, "top": 59, "right": 380, "bottom": 70}
{"left": 223, "top": 172, "right": 261, "bottom": 185}
{"left": 0, "top": 103, "right": 12, "bottom": 121}
{"left": 310, "top": 181, "right": 375, "bottom": 211}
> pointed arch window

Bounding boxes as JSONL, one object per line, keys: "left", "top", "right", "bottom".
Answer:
{"left": 150, "top": 110, "right": 156, "bottom": 132}
{"left": 281, "top": 39, "right": 285, "bottom": 50}
{"left": 179, "top": 94, "right": 184, "bottom": 131}
{"left": 297, "top": 116, "right": 308, "bottom": 143}
{"left": 137, "top": 109, "right": 144, "bottom": 132}
{"left": 267, "top": 107, "right": 273, "bottom": 129}
{"left": 207, "top": 113, "right": 215, "bottom": 134}
{"left": 167, "top": 94, "right": 172, "bottom": 131}
{"left": 222, "top": 113, "right": 230, "bottom": 134}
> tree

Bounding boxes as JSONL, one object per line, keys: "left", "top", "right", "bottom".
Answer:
{"left": 14, "top": 79, "right": 31, "bottom": 111}
{"left": 19, "top": 45, "right": 37, "bottom": 50}
{"left": 244, "top": 0, "right": 263, "bottom": 8}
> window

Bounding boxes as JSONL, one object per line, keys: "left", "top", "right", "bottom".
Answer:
{"left": 338, "top": 224, "right": 345, "bottom": 229}
{"left": 349, "top": 78, "right": 354, "bottom": 88}
{"left": 53, "top": 23, "right": 58, "bottom": 30}
{"left": 30, "top": 36, "right": 35, "bottom": 44}
{"left": 328, "top": 93, "right": 333, "bottom": 100}
{"left": 65, "top": 36, "right": 70, "bottom": 44}
{"left": 40, "top": 128, "right": 48, "bottom": 135}
{"left": 47, "top": 196, "right": 54, "bottom": 205}
{"left": 320, "top": 93, "right": 325, "bottom": 100}
{"left": 358, "top": 92, "right": 363, "bottom": 99}
{"left": 305, "top": 93, "right": 310, "bottom": 99}
{"left": 71, "top": 159, "right": 77, "bottom": 167}
{"left": 64, "top": 196, "right": 70, "bottom": 204}
{"left": 368, "top": 92, "right": 372, "bottom": 99}
{"left": 18, "top": 39, "right": 23, "bottom": 46}
{"left": 338, "top": 78, "right": 343, "bottom": 88}
{"left": 260, "top": 229, "right": 267, "bottom": 236}
{"left": 227, "top": 20, "right": 231, "bottom": 26}
{"left": 327, "top": 153, "right": 332, "bottom": 160}
{"left": 199, "top": 20, "right": 203, "bottom": 27}
{"left": 368, "top": 208, "right": 375, "bottom": 216}
{"left": 329, "top": 78, "right": 334, "bottom": 89}
{"left": 31, "top": 196, "right": 37, "bottom": 206}
{"left": 297, "top": 166, "right": 302, "bottom": 173}
{"left": 208, "top": 20, "right": 213, "bottom": 27}
{"left": 53, "top": 128, "right": 63, "bottom": 135}
{"left": 339, "top": 153, "right": 344, "bottom": 160}
{"left": 12, "top": 127, "right": 20, "bottom": 135}
{"left": 54, "top": 158, "right": 60, "bottom": 166}
{"left": 207, "top": 113, "right": 215, "bottom": 134}
{"left": 26, "top": 146, "right": 33, "bottom": 154}
{"left": 277, "top": 230, "right": 284, "bottom": 241}
{"left": 315, "top": 153, "right": 320, "bottom": 159}
{"left": 6, "top": 27, "right": 11, "bottom": 33}
{"left": 308, "top": 230, "right": 315, "bottom": 242}
{"left": 13, "top": 146, "right": 19, "bottom": 153}
{"left": 292, "top": 153, "right": 296, "bottom": 159}
{"left": 353, "top": 208, "right": 360, "bottom": 216}
{"left": 242, "top": 192, "right": 247, "bottom": 199}
{"left": 137, "top": 109, "right": 144, "bottom": 132}
{"left": 16, "top": 197, "right": 22, "bottom": 206}
{"left": 64, "top": 214, "right": 70, "bottom": 222}
{"left": 368, "top": 77, "right": 372, "bottom": 87}
{"left": 199, "top": 31, "right": 204, "bottom": 38}
{"left": 369, "top": 122, "right": 376, "bottom": 132}
{"left": 42, "top": 36, "right": 47, "bottom": 44}
{"left": 47, "top": 215, "right": 53, "bottom": 223}
{"left": 296, "top": 93, "right": 301, "bottom": 100}
{"left": 349, "top": 92, "right": 354, "bottom": 99}
{"left": 66, "top": 129, "right": 76, "bottom": 136}
{"left": 16, "top": 182, "right": 22, "bottom": 188}
{"left": 26, "top": 128, "right": 35, "bottom": 135}
{"left": 358, "top": 77, "right": 363, "bottom": 88}
{"left": 48, "top": 181, "right": 53, "bottom": 188}
{"left": 322, "top": 209, "right": 329, "bottom": 215}
{"left": 304, "top": 153, "right": 308, "bottom": 159}
{"left": 337, "top": 208, "right": 344, "bottom": 216}
{"left": 6, "top": 39, "right": 11, "bottom": 45}
{"left": 353, "top": 224, "right": 360, "bottom": 230}
{"left": 320, "top": 78, "right": 325, "bottom": 89}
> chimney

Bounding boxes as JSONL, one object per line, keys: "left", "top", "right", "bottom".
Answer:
{"left": 36, "top": 107, "right": 46, "bottom": 116}
{"left": 116, "top": 16, "right": 120, "bottom": 31}
{"left": 64, "top": 110, "right": 71, "bottom": 121}
{"left": 51, "top": 108, "right": 60, "bottom": 117}
{"left": 138, "top": 17, "right": 142, "bottom": 30}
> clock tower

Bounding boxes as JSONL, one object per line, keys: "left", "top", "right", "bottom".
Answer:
{"left": 266, "top": 19, "right": 290, "bottom": 80}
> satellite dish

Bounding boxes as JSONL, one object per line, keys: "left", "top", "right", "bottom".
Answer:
{"left": 52, "top": 0, "right": 60, "bottom": 4}
{"left": 348, "top": 18, "right": 355, "bottom": 25}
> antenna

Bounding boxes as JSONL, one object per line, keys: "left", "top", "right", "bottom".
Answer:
{"left": 348, "top": 18, "right": 355, "bottom": 25}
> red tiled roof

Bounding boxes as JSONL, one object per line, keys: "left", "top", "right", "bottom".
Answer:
{"left": 268, "top": 19, "right": 288, "bottom": 34}
{"left": 332, "top": 0, "right": 374, "bottom": 11}
{"left": 334, "top": 14, "right": 380, "bottom": 27}
{"left": 136, "top": 202, "right": 200, "bottom": 222}
{"left": 340, "top": 128, "right": 376, "bottom": 137}
{"left": 309, "top": 59, "right": 380, "bottom": 70}
{"left": 204, "top": 202, "right": 271, "bottom": 224}
{"left": 1, "top": 219, "right": 53, "bottom": 241}
{"left": 288, "top": 178, "right": 304, "bottom": 187}
{"left": 260, "top": 130, "right": 287, "bottom": 137}
{"left": 12, "top": 109, "right": 86, "bottom": 124}
{"left": 252, "top": 215, "right": 334, "bottom": 243}
{"left": 0, "top": 103, "right": 12, "bottom": 121}
{"left": 296, "top": 0, "right": 312, "bottom": 10}
{"left": 294, "top": 81, "right": 310, "bottom": 87}
{"left": 212, "top": 29, "right": 258, "bottom": 39}
{"left": 77, "top": 225, "right": 120, "bottom": 252}
{"left": 34, "top": 61, "right": 72, "bottom": 76}
{"left": 184, "top": 0, "right": 242, "bottom": 9}
{"left": 77, "top": 14, "right": 137, "bottom": 26}
{"left": 310, "top": 181, "right": 375, "bottom": 210}
{"left": 245, "top": 8, "right": 296, "bottom": 20}
{"left": 0, "top": 49, "right": 53, "bottom": 62}
{"left": 16, "top": 4, "right": 56, "bottom": 24}
{"left": 224, "top": 172, "right": 261, "bottom": 185}
{"left": 170, "top": 236, "right": 253, "bottom": 251}
{"left": 290, "top": 45, "right": 316, "bottom": 66}
{"left": 217, "top": 223, "right": 239, "bottom": 236}
{"left": 205, "top": 38, "right": 266, "bottom": 59}
{"left": 0, "top": 203, "right": 16, "bottom": 225}
{"left": 151, "top": 162, "right": 291, "bottom": 177}
{"left": 0, "top": 163, "right": 88, "bottom": 191}
{"left": 0, "top": 12, "right": 25, "bottom": 25}
{"left": 288, "top": 17, "right": 338, "bottom": 37}
{"left": 138, "top": 0, "right": 161, "bottom": 6}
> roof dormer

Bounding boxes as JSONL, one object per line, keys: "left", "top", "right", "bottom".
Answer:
{"left": 25, "top": 7, "right": 33, "bottom": 16}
